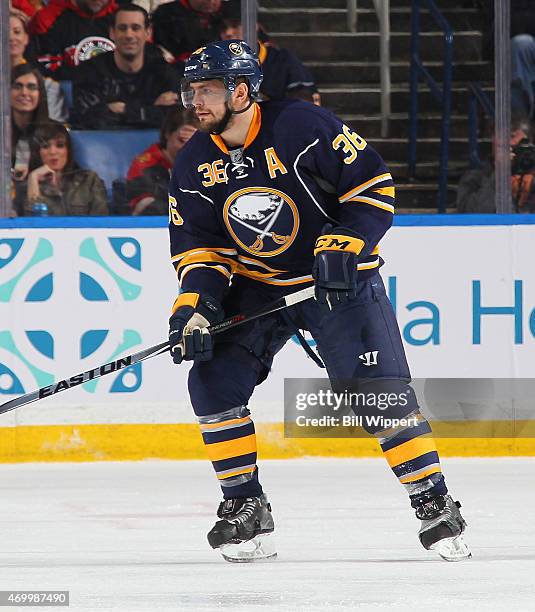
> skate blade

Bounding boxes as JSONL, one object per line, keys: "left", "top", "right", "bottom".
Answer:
{"left": 431, "top": 534, "right": 472, "bottom": 562}
{"left": 219, "top": 533, "right": 277, "bottom": 563}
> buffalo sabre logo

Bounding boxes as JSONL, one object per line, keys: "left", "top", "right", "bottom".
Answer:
{"left": 229, "top": 42, "right": 243, "bottom": 55}
{"left": 38, "top": 356, "right": 133, "bottom": 398}
{"left": 223, "top": 187, "right": 299, "bottom": 257}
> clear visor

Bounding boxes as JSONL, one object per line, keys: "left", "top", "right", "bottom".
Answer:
{"left": 180, "top": 80, "right": 231, "bottom": 109}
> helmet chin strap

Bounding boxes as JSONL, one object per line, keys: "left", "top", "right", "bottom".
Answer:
{"left": 210, "top": 99, "right": 254, "bottom": 136}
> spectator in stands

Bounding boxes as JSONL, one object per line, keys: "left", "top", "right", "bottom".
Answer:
{"left": 457, "top": 117, "right": 535, "bottom": 213}
{"left": 24, "top": 121, "right": 109, "bottom": 216}
{"left": 11, "top": 64, "right": 49, "bottom": 184}
{"left": 152, "top": 0, "right": 236, "bottom": 64}
{"left": 13, "top": 0, "right": 43, "bottom": 19}
{"left": 10, "top": 9, "right": 68, "bottom": 122}
{"left": 29, "top": 0, "right": 118, "bottom": 79}
{"left": 126, "top": 107, "right": 197, "bottom": 215}
{"left": 218, "top": 8, "right": 320, "bottom": 104}
{"left": 10, "top": 10, "right": 35, "bottom": 65}
{"left": 72, "top": 4, "right": 181, "bottom": 130}
{"left": 132, "top": 0, "right": 173, "bottom": 17}
{"left": 511, "top": 2, "right": 535, "bottom": 121}
{"left": 481, "top": 0, "right": 535, "bottom": 120}
{"left": 10, "top": 64, "right": 50, "bottom": 215}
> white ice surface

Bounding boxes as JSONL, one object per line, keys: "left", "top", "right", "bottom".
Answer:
{"left": 1, "top": 458, "right": 534, "bottom": 612}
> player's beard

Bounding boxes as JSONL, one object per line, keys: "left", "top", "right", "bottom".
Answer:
{"left": 196, "top": 107, "right": 235, "bottom": 134}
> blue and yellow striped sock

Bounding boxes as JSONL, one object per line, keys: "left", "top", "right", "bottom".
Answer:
{"left": 377, "top": 411, "right": 448, "bottom": 507}
{"left": 198, "top": 406, "right": 263, "bottom": 499}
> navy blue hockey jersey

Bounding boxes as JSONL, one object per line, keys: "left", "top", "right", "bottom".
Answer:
{"left": 169, "top": 100, "right": 395, "bottom": 302}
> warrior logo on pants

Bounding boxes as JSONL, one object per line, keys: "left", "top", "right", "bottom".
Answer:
{"left": 223, "top": 187, "right": 299, "bottom": 257}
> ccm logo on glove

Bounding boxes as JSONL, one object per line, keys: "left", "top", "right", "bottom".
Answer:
{"left": 312, "top": 225, "right": 366, "bottom": 311}
{"left": 314, "top": 234, "right": 365, "bottom": 255}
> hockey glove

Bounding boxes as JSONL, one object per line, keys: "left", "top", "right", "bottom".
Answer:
{"left": 168, "top": 292, "right": 224, "bottom": 364}
{"left": 312, "top": 224, "right": 364, "bottom": 310}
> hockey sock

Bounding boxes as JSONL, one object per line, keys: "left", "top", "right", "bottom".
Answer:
{"left": 375, "top": 410, "right": 448, "bottom": 507}
{"left": 198, "top": 406, "right": 263, "bottom": 499}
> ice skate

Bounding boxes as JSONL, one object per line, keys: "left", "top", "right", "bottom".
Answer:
{"left": 207, "top": 494, "right": 277, "bottom": 563}
{"left": 416, "top": 494, "right": 471, "bottom": 561}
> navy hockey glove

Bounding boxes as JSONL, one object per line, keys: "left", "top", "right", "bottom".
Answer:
{"left": 312, "top": 225, "right": 365, "bottom": 310}
{"left": 168, "top": 292, "right": 224, "bottom": 364}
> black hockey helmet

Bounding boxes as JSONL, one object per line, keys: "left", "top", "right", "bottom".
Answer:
{"left": 181, "top": 39, "right": 263, "bottom": 108}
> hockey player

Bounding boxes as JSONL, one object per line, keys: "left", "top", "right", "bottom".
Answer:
{"left": 168, "top": 40, "right": 471, "bottom": 563}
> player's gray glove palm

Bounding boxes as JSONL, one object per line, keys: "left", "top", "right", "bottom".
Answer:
{"left": 312, "top": 224, "right": 363, "bottom": 310}
{"left": 168, "top": 292, "right": 224, "bottom": 364}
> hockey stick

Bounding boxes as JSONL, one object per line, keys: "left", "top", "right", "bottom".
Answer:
{"left": 0, "top": 285, "right": 315, "bottom": 416}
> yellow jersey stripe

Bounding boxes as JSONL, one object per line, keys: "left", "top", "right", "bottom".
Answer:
{"left": 204, "top": 434, "right": 257, "bottom": 462}
{"left": 384, "top": 436, "right": 438, "bottom": 469}
{"left": 357, "top": 259, "right": 380, "bottom": 270}
{"left": 171, "top": 292, "right": 199, "bottom": 313}
{"left": 171, "top": 247, "right": 238, "bottom": 264}
{"left": 237, "top": 254, "right": 286, "bottom": 273}
{"left": 235, "top": 271, "right": 314, "bottom": 285}
{"left": 347, "top": 196, "right": 395, "bottom": 214}
{"left": 258, "top": 41, "right": 268, "bottom": 64}
{"left": 399, "top": 466, "right": 442, "bottom": 484}
{"left": 373, "top": 186, "right": 396, "bottom": 197}
{"left": 178, "top": 254, "right": 287, "bottom": 282}
{"left": 178, "top": 251, "right": 238, "bottom": 272}
{"left": 339, "top": 173, "right": 393, "bottom": 202}
{"left": 217, "top": 466, "right": 257, "bottom": 480}
{"left": 179, "top": 264, "right": 231, "bottom": 284}
{"left": 200, "top": 416, "right": 252, "bottom": 432}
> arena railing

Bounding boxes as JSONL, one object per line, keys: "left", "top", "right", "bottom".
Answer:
{"left": 347, "top": 0, "right": 391, "bottom": 138}
{"left": 467, "top": 82, "right": 494, "bottom": 169}
{"left": 407, "top": 0, "right": 453, "bottom": 213}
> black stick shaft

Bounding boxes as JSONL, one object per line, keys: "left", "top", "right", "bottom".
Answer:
{"left": 0, "top": 285, "right": 314, "bottom": 415}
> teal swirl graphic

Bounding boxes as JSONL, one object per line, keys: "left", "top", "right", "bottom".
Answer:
{"left": 0, "top": 235, "right": 144, "bottom": 395}
{"left": 79, "top": 238, "right": 141, "bottom": 301}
